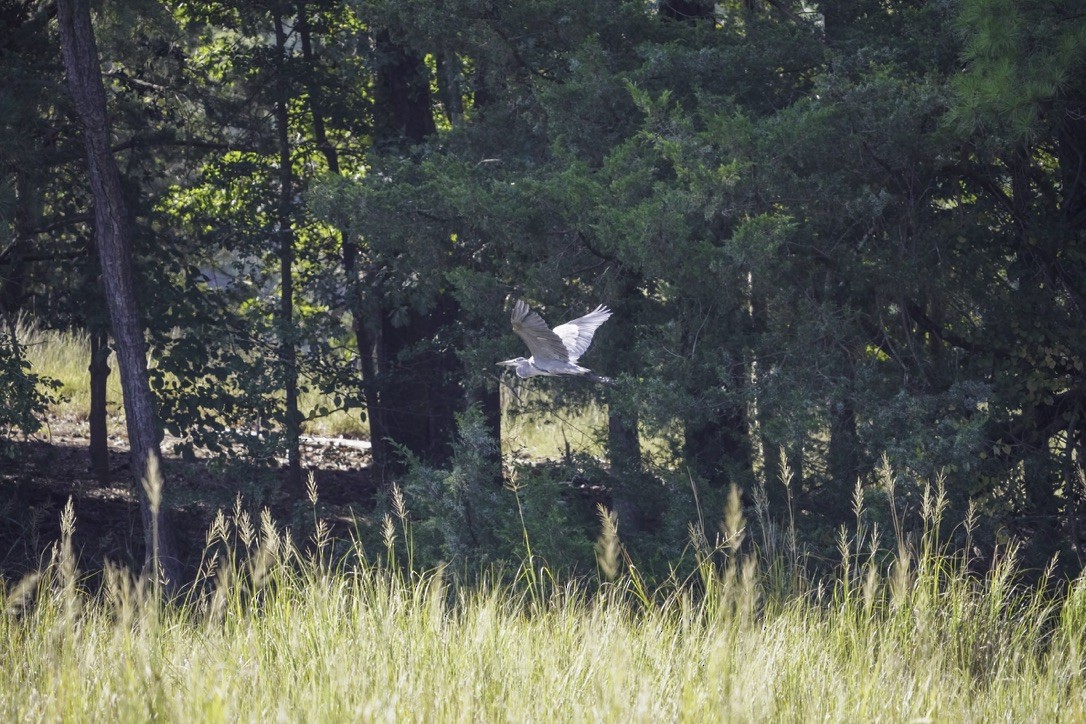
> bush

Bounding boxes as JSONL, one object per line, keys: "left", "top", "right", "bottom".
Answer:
{"left": 393, "top": 406, "right": 594, "bottom": 572}
{"left": 0, "top": 330, "right": 61, "bottom": 442}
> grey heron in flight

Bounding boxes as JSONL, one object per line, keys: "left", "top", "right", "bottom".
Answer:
{"left": 498, "top": 300, "right": 613, "bottom": 381}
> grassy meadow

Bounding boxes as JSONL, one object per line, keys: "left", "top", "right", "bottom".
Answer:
{"left": 2, "top": 485, "right": 1086, "bottom": 721}
{"left": 5, "top": 323, "right": 1086, "bottom": 720}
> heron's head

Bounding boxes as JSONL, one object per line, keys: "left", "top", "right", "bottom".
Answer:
{"left": 497, "top": 357, "right": 527, "bottom": 368}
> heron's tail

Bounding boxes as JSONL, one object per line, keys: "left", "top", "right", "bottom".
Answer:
{"left": 587, "top": 373, "right": 614, "bottom": 385}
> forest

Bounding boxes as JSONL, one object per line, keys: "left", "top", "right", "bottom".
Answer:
{"left": 4, "top": 0, "right": 1086, "bottom": 579}
{"left": 2, "top": 0, "right": 1086, "bottom": 717}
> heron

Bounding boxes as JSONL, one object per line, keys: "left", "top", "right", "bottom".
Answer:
{"left": 498, "top": 300, "right": 613, "bottom": 382}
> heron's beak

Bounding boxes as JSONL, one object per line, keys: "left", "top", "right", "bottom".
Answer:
{"left": 497, "top": 359, "right": 518, "bottom": 367}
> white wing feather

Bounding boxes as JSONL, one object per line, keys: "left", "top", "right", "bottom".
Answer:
{"left": 552, "top": 305, "right": 612, "bottom": 363}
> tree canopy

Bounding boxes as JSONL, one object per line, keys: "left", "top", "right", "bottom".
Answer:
{"left": 2, "top": 0, "right": 1085, "bottom": 576}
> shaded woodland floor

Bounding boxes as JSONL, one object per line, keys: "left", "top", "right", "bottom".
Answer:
{"left": 6, "top": 414, "right": 1086, "bottom": 589}
{"left": 0, "top": 416, "right": 377, "bottom": 585}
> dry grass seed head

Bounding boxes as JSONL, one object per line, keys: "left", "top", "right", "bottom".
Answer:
{"left": 260, "top": 507, "right": 280, "bottom": 556}
{"left": 382, "top": 514, "right": 396, "bottom": 552}
{"left": 141, "top": 454, "right": 163, "bottom": 514}
{"left": 391, "top": 482, "right": 407, "bottom": 522}
{"left": 722, "top": 484, "right": 745, "bottom": 554}
{"left": 595, "top": 504, "right": 621, "bottom": 582}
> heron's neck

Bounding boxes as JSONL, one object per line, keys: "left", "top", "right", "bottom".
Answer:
{"left": 518, "top": 359, "right": 543, "bottom": 378}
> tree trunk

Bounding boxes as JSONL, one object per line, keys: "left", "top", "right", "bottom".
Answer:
{"left": 826, "top": 396, "right": 860, "bottom": 522}
{"left": 358, "top": 306, "right": 391, "bottom": 478}
{"left": 88, "top": 328, "right": 110, "bottom": 484}
{"left": 1, "top": 171, "right": 35, "bottom": 319}
{"left": 297, "top": 4, "right": 391, "bottom": 480}
{"left": 273, "top": 10, "right": 303, "bottom": 493}
{"left": 56, "top": 0, "right": 180, "bottom": 588}
{"left": 436, "top": 52, "right": 464, "bottom": 127}
{"left": 608, "top": 404, "right": 644, "bottom": 531}
{"left": 749, "top": 280, "right": 790, "bottom": 511}
{"left": 373, "top": 30, "right": 437, "bottom": 145}
{"left": 685, "top": 405, "right": 753, "bottom": 489}
{"left": 379, "top": 299, "right": 460, "bottom": 467}
{"left": 370, "top": 30, "right": 461, "bottom": 471}
{"left": 684, "top": 338, "right": 754, "bottom": 491}
{"left": 604, "top": 290, "right": 647, "bottom": 533}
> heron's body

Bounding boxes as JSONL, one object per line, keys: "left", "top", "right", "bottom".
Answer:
{"left": 504, "top": 356, "right": 593, "bottom": 379}
{"left": 499, "top": 300, "right": 612, "bottom": 381}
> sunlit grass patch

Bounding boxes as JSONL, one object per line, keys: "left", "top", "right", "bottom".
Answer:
{"left": 16, "top": 325, "right": 682, "bottom": 463}
{"left": 298, "top": 386, "right": 368, "bottom": 438}
{"left": 16, "top": 322, "right": 123, "bottom": 425}
{"left": 15, "top": 319, "right": 367, "bottom": 440}
{"left": 500, "top": 385, "right": 678, "bottom": 465}
{"left": 501, "top": 388, "right": 608, "bottom": 459}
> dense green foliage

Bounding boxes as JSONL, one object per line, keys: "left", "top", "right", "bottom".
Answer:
{"left": 2, "top": 0, "right": 1086, "bottom": 575}
{"left": 0, "top": 330, "right": 59, "bottom": 441}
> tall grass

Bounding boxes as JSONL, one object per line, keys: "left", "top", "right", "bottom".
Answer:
{"left": 3, "top": 472, "right": 1085, "bottom": 721}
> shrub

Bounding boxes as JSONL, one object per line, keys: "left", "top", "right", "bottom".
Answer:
{"left": 0, "top": 330, "right": 61, "bottom": 443}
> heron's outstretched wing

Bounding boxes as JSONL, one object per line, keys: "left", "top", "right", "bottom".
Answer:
{"left": 552, "top": 305, "right": 612, "bottom": 363}
{"left": 511, "top": 300, "right": 569, "bottom": 362}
